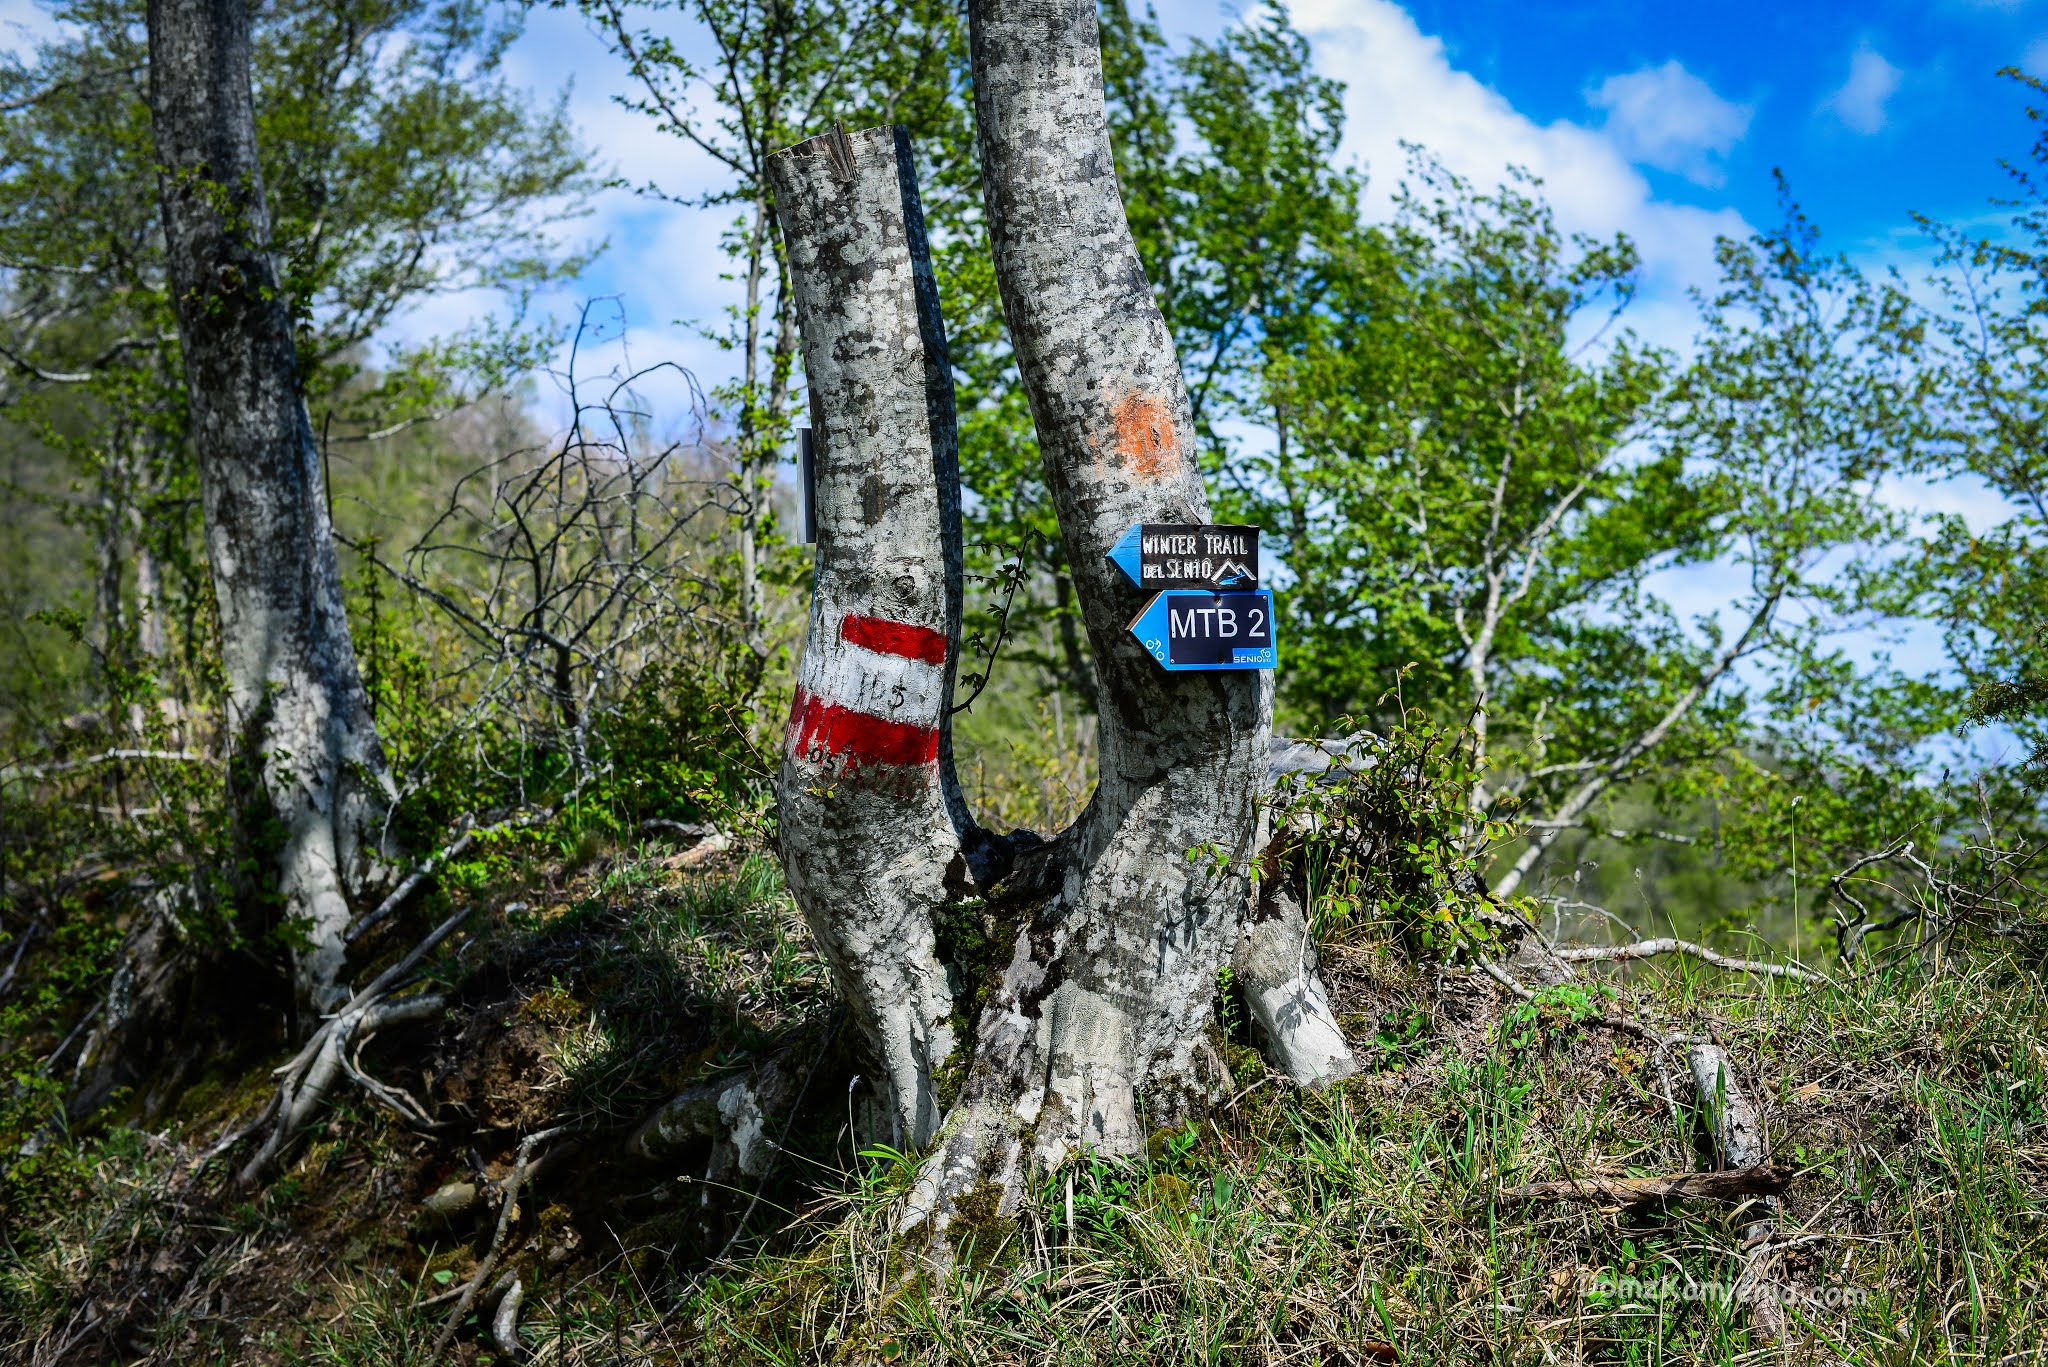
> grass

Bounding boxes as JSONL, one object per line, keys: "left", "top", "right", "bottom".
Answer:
{"left": 3, "top": 841, "right": 2046, "bottom": 1365}
{"left": 675, "top": 925, "right": 2048, "bottom": 1364}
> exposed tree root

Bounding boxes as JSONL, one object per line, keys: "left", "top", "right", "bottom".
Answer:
{"left": 237, "top": 904, "right": 472, "bottom": 1186}
{"left": 629, "top": 1050, "right": 800, "bottom": 1182}
{"left": 1235, "top": 882, "right": 1359, "bottom": 1086}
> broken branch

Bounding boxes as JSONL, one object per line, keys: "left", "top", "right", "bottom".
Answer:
{"left": 1555, "top": 937, "right": 1831, "bottom": 985}
{"left": 1500, "top": 1166, "right": 1795, "bottom": 1204}
{"left": 428, "top": 1123, "right": 572, "bottom": 1365}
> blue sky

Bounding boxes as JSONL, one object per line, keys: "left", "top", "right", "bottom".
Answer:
{"left": 7, "top": 0, "right": 2030, "bottom": 401}
{"left": 481, "top": 0, "right": 2046, "bottom": 410}
{"left": 1393, "top": 0, "right": 2039, "bottom": 238}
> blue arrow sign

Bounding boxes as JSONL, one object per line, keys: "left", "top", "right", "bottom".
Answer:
{"left": 1128, "top": 590, "right": 1277, "bottom": 671}
{"left": 1107, "top": 522, "right": 1258, "bottom": 591}
{"left": 1107, "top": 522, "right": 1145, "bottom": 587}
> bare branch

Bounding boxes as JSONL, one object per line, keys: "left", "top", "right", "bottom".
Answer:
{"left": 1501, "top": 1166, "right": 1795, "bottom": 1205}
{"left": 2, "top": 749, "right": 216, "bottom": 779}
{"left": 1555, "top": 937, "right": 1831, "bottom": 985}
{"left": 1493, "top": 582, "right": 1785, "bottom": 899}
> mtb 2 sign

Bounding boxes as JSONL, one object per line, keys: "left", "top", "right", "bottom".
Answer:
{"left": 1127, "top": 589, "right": 1276, "bottom": 671}
{"left": 1109, "top": 520, "right": 1277, "bottom": 672}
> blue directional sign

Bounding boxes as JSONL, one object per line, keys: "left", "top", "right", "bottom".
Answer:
{"left": 1128, "top": 590, "right": 1277, "bottom": 671}
{"left": 1107, "top": 522, "right": 1258, "bottom": 592}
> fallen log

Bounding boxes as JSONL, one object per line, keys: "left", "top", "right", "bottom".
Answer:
{"left": 1689, "top": 1041, "right": 1788, "bottom": 1342}
{"left": 1501, "top": 1165, "right": 1795, "bottom": 1204}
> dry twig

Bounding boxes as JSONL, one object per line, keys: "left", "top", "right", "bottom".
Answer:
{"left": 1500, "top": 1166, "right": 1795, "bottom": 1204}
{"left": 1556, "top": 937, "right": 1831, "bottom": 986}
{"left": 428, "top": 1123, "right": 573, "bottom": 1365}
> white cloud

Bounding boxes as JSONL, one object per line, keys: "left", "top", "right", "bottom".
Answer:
{"left": 1288, "top": 0, "right": 1750, "bottom": 352}
{"left": 1585, "top": 60, "right": 1752, "bottom": 186}
{"left": 0, "top": 0, "right": 64, "bottom": 56}
{"left": 372, "top": 5, "right": 748, "bottom": 427}
{"left": 1824, "top": 44, "right": 1904, "bottom": 135}
{"left": 2024, "top": 34, "right": 2048, "bottom": 78}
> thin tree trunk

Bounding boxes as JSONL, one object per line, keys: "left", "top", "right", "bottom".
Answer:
{"left": 147, "top": 0, "right": 397, "bottom": 1014}
{"left": 769, "top": 125, "right": 981, "bottom": 1152}
{"left": 133, "top": 500, "right": 165, "bottom": 661}
{"left": 736, "top": 192, "right": 769, "bottom": 654}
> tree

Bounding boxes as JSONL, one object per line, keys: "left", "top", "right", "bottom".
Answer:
{"left": 1, "top": 0, "right": 592, "bottom": 1033}
{"left": 2, "top": 0, "right": 588, "bottom": 699}
{"left": 941, "top": 1, "right": 1359, "bottom": 717}
{"left": 145, "top": 0, "right": 395, "bottom": 1014}
{"left": 769, "top": 0, "right": 1354, "bottom": 1256}
{"left": 1913, "top": 70, "right": 2048, "bottom": 774}
{"left": 1196, "top": 147, "right": 1928, "bottom": 904}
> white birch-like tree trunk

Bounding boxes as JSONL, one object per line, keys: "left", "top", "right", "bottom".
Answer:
{"left": 769, "top": 0, "right": 1355, "bottom": 1257}
{"left": 147, "top": 0, "right": 397, "bottom": 1015}
{"left": 769, "top": 125, "right": 987, "bottom": 1153}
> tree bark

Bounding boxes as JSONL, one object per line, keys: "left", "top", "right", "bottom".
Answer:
{"left": 769, "top": 0, "right": 1351, "bottom": 1260}
{"left": 1690, "top": 1042, "right": 1788, "bottom": 1341}
{"left": 147, "top": 0, "right": 397, "bottom": 1014}
{"left": 768, "top": 125, "right": 982, "bottom": 1153}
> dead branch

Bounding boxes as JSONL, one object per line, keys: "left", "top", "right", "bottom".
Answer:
{"left": 1824, "top": 834, "right": 2043, "bottom": 964}
{"left": 428, "top": 1123, "right": 572, "bottom": 1365}
{"left": 1500, "top": 1166, "right": 1795, "bottom": 1204}
{"left": 1688, "top": 1042, "right": 1788, "bottom": 1341}
{"left": 0, "top": 749, "right": 217, "bottom": 780}
{"left": 344, "top": 820, "right": 478, "bottom": 943}
{"left": 641, "top": 817, "right": 717, "bottom": 840}
{"left": 345, "top": 794, "right": 580, "bottom": 944}
{"left": 1556, "top": 937, "right": 1831, "bottom": 986}
{"left": 1518, "top": 820, "right": 1698, "bottom": 845}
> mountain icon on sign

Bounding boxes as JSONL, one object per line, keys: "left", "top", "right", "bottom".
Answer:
{"left": 1213, "top": 559, "right": 1254, "bottom": 588}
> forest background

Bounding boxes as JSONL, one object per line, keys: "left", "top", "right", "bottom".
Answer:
{"left": 7, "top": 0, "right": 2048, "bottom": 947}
{"left": 8, "top": 0, "right": 2048, "bottom": 1359}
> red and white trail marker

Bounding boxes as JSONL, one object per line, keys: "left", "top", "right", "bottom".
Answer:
{"left": 785, "top": 612, "right": 949, "bottom": 777}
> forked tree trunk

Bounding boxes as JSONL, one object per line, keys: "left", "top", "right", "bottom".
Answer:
{"left": 147, "top": 0, "right": 397, "bottom": 1014}
{"left": 770, "top": 0, "right": 1354, "bottom": 1257}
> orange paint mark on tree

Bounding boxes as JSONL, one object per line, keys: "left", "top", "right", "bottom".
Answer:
{"left": 1111, "top": 392, "right": 1180, "bottom": 480}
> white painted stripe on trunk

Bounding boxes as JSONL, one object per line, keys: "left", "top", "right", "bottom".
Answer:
{"left": 797, "top": 639, "right": 946, "bottom": 728}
